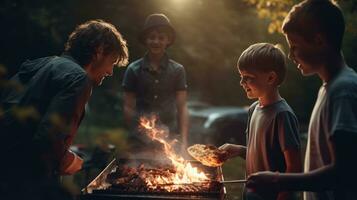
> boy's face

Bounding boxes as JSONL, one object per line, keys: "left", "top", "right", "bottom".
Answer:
{"left": 145, "top": 29, "right": 171, "bottom": 55}
{"left": 87, "top": 51, "right": 119, "bottom": 86}
{"left": 285, "top": 33, "right": 324, "bottom": 76}
{"left": 238, "top": 69, "right": 273, "bottom": 99}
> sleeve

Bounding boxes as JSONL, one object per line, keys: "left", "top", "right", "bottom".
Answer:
{"left": 276, "top": 111, "right": 301, "bottom": 151}
{"left": 174, "top": 66, "right": 188, "bottom": 91}
{"left": 330, "top": 95, "right": 357, "bottom": 136}
{"left": 122, "top": 66, "right": 137, "bottom": 92}
{"left": 245, "top": 102, "right": 258, "bottom": 139}
{"left": 33, "top": 73, "right": 92, "bottom": 168}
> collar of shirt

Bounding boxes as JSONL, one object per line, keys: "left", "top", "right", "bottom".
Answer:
{"left": 60, "top": 53, "right": 96, "bottom": 87}
{"left": 61, "top": 53, "right": 81, "bottom": 66}
{"left": 142, "top": 52, "right": 169, "bottom": 73}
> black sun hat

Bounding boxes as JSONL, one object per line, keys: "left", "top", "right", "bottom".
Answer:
{"left": 138, "top": 13, "right": 176, "bottom": 46}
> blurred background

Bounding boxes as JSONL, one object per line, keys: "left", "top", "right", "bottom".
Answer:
{"left": 0, "top": 0, "right": 356, "bottom": 199}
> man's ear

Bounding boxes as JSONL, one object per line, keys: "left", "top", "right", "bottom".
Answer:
{"left": 314, "top": 33, "right": 327, "bottom": 47}
{"left": 93, "top": 46, "right": 104, "bottom": 61}
{"left": 267, "top": 71, "right": 278, "bottom": 85}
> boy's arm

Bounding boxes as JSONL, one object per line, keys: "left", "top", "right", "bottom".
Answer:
{"left": 219, "top": 143, "right": 246, "bottom": 159}
{"left": 122, "top": 66, "right": 137, "bottom": 129}
{"left": 33, "top": 74, "right": 92, "bottom": 174}
{"left": 331, "top": 130, "right": 357, "bottom": 190}
{"left": 246, "top": 136, "right": 336, "bottom": 192}
{"left": 123, "top": 91, "right": 136, "bottom": 128}
{"left": 277, "top": 148, "right": 302, "bottom": 200}
{"left": 173, "top": 65, "right": 188, "bottom": 153}
{"left": 176, "top": 90, "right": 189, "bottom": 152}
{"left": 246, "top": 163, "right": 336, "bottom": 191}
{"left": 283, "top": 148, "right": 302, "bottom": 173}
{"left": 271, "top": 130, "right": 355, "bottom": 192}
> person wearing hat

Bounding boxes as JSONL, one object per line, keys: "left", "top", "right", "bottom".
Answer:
{"left": 122, "top": 13, "right": 188, "bottom": 154}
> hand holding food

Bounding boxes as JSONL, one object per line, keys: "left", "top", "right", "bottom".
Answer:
{"left": 59, "top": 150, "right": 83, "bottom": 175}
{"left": 187, "top": 144, "right": 229, "bottom": 167}
{"left": 219, "top": 143, "right": 246, "bottom": 159}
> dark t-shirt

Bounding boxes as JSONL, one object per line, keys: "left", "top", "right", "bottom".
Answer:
{"left": 0, "top": 55, "right": 92, "bottom": 180}
{"left": 245, "top": 99, "right": 301, "bottom": 200}
{"left": 304, "top": 66, "right": 357, "bottom": 200}
{"left": 122, "top": 53, "right": 187, "bottom": 133}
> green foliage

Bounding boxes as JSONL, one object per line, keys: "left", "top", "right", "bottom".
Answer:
{"left": 244, "top": 0, "right": 355, "bottom": 34}
{"left": 244, "top": 0, "right": 295, "bottom": 33}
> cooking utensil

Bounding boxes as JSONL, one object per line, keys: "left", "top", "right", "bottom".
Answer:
{"left": 220, "top": 179, "right": 246, "bottom": 184}
{"left": 157, "top": 179, "right": 246, "bottom": 186}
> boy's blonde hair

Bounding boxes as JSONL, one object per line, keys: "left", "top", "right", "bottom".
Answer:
{"left": 237, "top": 43, "right": 286, "bottom": 85}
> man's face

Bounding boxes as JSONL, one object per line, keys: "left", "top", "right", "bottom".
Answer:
{"left": 238, "top": 69, "right": 272, "bottom": 99}
{"left": 87, "top": 52, "right": 119, "bottom": 86}
{"left": 286, "top": 33, "right": 324, "bottom": 76}
{"left": 145, "top": 29, "right": 171, "bottom": 55}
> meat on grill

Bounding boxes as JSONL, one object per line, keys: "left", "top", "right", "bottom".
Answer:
{"left": 105, "top": 163, "right": 217, "bottom": 193}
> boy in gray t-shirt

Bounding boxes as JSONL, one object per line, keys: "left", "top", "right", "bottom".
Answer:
{"left": 246, "top": 1, "right": 357, "bottom": 200}
{"left": 220, "top": 43, "right": 302, "bottom": 200}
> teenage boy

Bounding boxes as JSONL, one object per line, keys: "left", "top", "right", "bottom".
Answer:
{"left": 246, "top": 1, "right": 357, "bottom": 200}
{"left": 122, "top": 13, "right": 188, "bottom": 152}
{"left": 220, "top": 43, "right": 302, "bottom": 200}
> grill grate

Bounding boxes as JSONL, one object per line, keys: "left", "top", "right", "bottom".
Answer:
{"left": 80, "top": 158, "right": 226, "bottom": 200}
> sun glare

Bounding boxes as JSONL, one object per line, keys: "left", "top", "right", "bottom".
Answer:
{"left": 170, "top": 0, "right": 191, "bottom": 7}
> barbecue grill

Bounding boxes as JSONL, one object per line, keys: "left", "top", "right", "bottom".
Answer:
{"left": 80, "top": 158, "right": 226, "bottom": 200}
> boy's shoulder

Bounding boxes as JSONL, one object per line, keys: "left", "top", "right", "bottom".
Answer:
{"left": 272, "top": 100, "right": 296, "bottom": 118}
{"left": 168, "top": 59, "right": 184, "bottom": 69}
{"left": 249, "top": 101, "right": 259, "bottom": 110}
{"left": 247, "top": 101, "right": 259, "bottom": 115}
{"left": 253, "top": 99, "right": 295, "bottom": 116}
{"left": 127, "top": 58, "right": 145, "bottom": 70}
{"left": 328, "top": 67, "right": 357, "bottom": 99}
{"left": 264, "top": 100, "right": 299, "bottom": 127}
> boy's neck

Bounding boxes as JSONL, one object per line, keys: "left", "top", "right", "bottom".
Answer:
{"left": 148, "top": 52, "right": 164, "bottom": 66}
{"left": 318, "top": 52, "right": 346, "bottom": 83}
{"left": 258, "top": 89, "right": 282, "bottom": 107}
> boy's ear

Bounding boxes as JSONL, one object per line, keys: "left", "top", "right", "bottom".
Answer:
{"left": 267, "top": 71, "right": 278, "bottom": 85}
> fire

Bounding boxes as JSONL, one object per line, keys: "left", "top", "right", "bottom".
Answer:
{"left": 139, "top": 115, "right": 209, "bottom": 190}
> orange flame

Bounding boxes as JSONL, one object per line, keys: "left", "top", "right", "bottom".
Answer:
{"left": 139, "top": 115, "right": 209, "bottom": 190}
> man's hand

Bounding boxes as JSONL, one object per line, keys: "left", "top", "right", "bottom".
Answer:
{"left": 246, "top": 171, "right": 280, "bottom": 191}
{"left": 219, "top": 143, "right": 246, "bottom": 159}
{"left": 59, "top": 150, "right": 83, "bottom": 175}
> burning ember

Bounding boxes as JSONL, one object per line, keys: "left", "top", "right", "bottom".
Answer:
{"left": 137, "top": 115, "right": 210, "bottom": 190}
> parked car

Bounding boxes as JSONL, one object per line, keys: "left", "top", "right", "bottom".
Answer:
{"left": 188, "top": 102, "right": 248, "bottom": 146}
{"left": 187, "top": 100, "right": 212, "bottom": 111}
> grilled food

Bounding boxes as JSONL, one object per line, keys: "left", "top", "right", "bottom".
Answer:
{"left": 187, "top": 144, "right": 228, "bottom": 167}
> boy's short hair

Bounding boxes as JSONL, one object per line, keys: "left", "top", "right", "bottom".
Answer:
{"left": 64, "top": 19, "right": 129, "bottom": 67}
{"left": 238, "top": 43, "right": 287, "bottom": 85}
{"left": 282, "top": 0, "right": 345, "bottom": 52}
{"left": 138, "top": 13, "right": 176, "bottom": 46}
